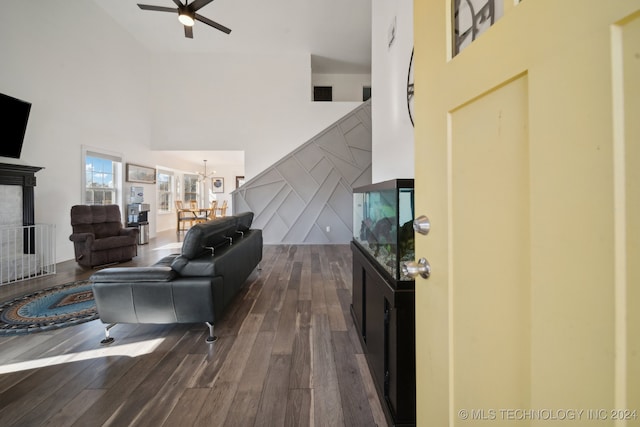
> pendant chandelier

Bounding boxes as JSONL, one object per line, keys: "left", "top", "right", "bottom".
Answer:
{"left": 198, "top": 160, "right": 216, "bottom": 182}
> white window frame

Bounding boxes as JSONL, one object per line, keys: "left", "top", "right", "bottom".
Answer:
{"left": 157, "top": 169, "right": 175, "bottom": 213}
{"left": 82, "top": 146, "right": 123, "bottom": 210}
{"left": 183, "top": 174, "right": 199, "bottom": 203}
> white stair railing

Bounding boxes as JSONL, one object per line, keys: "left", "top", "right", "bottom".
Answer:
{"left": 0, "top": 224, "right": 56, "bottom": 285}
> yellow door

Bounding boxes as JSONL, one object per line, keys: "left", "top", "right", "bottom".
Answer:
{"left": 413, "top": 1, "right": 640, "bottom": 425}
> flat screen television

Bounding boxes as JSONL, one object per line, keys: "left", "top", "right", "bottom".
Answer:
{"left": 0, "top": 92, "right": 32, "bottom": 159}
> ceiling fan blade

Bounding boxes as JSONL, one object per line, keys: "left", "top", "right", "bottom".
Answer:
{"left": 195, "top": 14, "right": 231, "bottom": 34}
{"left": 189, "top": 0, "right": 214, "bottom": 12}
{"left": 137, "top": 4, "right": 178, "bottom": 13}
{"left": 172, "top": 0, "right": 183, "bottom": 7}
{"left": 184, "top": 25, "right": 194, "bottom": 38}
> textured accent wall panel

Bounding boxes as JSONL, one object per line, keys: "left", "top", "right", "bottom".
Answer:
{"left": 233, "top": 101, "right": 372, "bottom": 244}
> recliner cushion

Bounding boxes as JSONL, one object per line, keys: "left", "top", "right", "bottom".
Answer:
{"left": 70, "top": 205, "right": 127, "bottom": 238}
{"left": 92, "top": 223, "right": 128, "bottom": 240}
{"left": 71, "top": 205, "right": 122, "bottom": 225}
{"left": 91, "top": 235, "right": 137, "bottom": 251}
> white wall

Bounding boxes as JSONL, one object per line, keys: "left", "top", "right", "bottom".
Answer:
{"left": 371, "top": 0, "right": 414, "bottom": 182}
{"left": 311, "top": 73, "right": 372, "bottom": 102}
{"left": 0, "top": 0, "right": 360, "bottom": 263}
{"left": 148, "top": 53, "right": 363, "bottom": 180}
{"left": 0, "top": 0, "right": 167, "bottom": 263}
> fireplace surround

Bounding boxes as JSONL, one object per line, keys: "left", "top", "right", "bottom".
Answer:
{"left": 0, "top": 162, "right": 55, "bottom": 286}
{"left": 0, "top": 162, "right": 43, "bottom": 226}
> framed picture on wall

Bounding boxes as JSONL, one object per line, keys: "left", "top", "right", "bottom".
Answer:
{"left": 236, "top": 176, "right": 245, "bottom": 189}
{"left": 126, "top": 163, "right": 156, "bottom": 184}
{"left": 212, "top": 177, "right": 224, "bottom": 193}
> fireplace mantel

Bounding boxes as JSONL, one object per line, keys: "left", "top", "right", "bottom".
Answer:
{"left": 0, "top": 162, "right": 43, "bottom": 226}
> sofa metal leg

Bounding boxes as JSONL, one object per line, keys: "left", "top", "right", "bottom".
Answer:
{"left": 100, "top": 323, "right": 116, "bottom": 345}
{"left": 205, "top": 322, "right": 217, "bottom": 343}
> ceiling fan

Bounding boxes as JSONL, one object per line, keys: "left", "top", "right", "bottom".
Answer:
{"left": 137, "top": 0, "right": 231, "bottom": 39}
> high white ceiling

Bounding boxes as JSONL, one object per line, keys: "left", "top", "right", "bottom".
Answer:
{"left": 93, "top": 0, "right": 372, "bottom": 74}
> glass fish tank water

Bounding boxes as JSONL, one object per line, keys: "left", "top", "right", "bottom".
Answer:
{"left": 353, "top": 179, "right": 415, "bottom": 282}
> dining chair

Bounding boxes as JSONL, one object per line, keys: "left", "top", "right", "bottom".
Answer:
{"left": 208, "top": 201, "right": 218, "bottom": 220}
{"left": 217, "top": 200, "right": 228, "bottom": 217}
{"left": 175, "top": 201, "right": 194, "bottom": 232}
{"left": 189, "top": 200, "right": 208, "bottom": 224}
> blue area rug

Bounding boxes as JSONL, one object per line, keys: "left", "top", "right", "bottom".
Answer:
{"left": 0, "top": 280, "right": 98, "bottom": 335}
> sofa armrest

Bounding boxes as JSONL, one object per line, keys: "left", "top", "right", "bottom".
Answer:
{"left": 90, "top": 266, "right": 176, "bottom": 282}
{"left": 69, "top": 232, "right": 94, "bottom": 243}
{"left": 170, "top": 255, "right": 217, "bottom": 276}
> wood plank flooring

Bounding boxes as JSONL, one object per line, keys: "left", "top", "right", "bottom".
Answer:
{"left": 0, "top": 231, "right": 387, "bottom": 426}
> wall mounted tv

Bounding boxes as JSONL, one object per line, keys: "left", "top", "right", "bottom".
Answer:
{"left": 0, "top": 92, "right": 32, "bottom": 159}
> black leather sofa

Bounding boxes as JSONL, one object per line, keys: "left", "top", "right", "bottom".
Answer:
{"left": 89, "top": 212, "right": 262, "bottom": 344}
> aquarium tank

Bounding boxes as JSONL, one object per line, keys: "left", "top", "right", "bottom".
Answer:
{"left": 353, "top": 179, "right": 415, "bottom": 282}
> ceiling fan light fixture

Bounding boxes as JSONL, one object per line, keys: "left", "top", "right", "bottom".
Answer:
{"left": 137, "top": 1, "right": 231, "bottom": 38}
{"left": 178, "top": 11, "right": 195, "bottom": 26}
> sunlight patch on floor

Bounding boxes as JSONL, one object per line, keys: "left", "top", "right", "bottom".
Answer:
{"left": 153, "top": 242, "right": 183, "bottom": 251}
{"left": 0, "top": 337, "right": 164, "bottom": 374}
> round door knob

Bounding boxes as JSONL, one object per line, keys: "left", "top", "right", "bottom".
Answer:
{"left": 413, "top": 215, "right": 431, "bottom": 235}
{"left": 402, "top": 258, "right": 431, "bottom": 279}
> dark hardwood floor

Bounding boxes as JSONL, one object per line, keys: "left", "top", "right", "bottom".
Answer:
{"left": 0, "top": 230, "right": 387, "bottom": 426}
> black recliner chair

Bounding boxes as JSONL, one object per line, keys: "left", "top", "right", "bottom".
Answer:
{"left": 69, "top": 205, "right": 139, "bottom": 268}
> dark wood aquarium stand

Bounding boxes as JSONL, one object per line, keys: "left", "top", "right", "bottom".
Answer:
{"left": 351, "top": 241, "right": 416, "bottom": 426}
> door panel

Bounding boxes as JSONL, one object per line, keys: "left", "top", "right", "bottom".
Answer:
{"left": 451, "top": 75, "right": 530, "bottom": 412}
{"left": 619, "top": 12, "right": 640, "bottom": 415}
{"left": 413, "top": 1, "right": 640, "bottom": 425}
